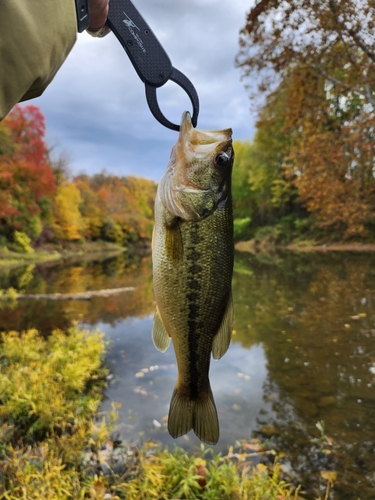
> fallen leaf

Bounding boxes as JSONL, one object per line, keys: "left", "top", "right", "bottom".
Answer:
{"left": 243, "top": 442, "right": 263, "bottom": 451}
{"left": 320, "top": 470, "right": 337, "bottom": 484}
{"left": 89, "top": 479, "right": 106, "bottom": 498}
{"left": 194, "top": 458, "right": 207, "bottom": 487}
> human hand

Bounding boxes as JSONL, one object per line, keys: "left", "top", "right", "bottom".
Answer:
{"left": 87, "top": 0, "right": 110, "bottom": 37}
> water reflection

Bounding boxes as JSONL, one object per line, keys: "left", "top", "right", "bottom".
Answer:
{"left": 98, "top": 317, "right": 270, "bottom": 452}
{"left": 234, "top": 251, "right": 375, "bottom": 499}
{"left": 0, "top": 253, "right": 155, "bottom": 333}
{"left": 1, "top": 250, "right": 375, "bottom": 498}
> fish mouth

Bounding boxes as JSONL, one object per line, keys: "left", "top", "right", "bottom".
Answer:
{"left": 159, "top": 111, "right": 233, "bottom": 221}
{"left": 178, "top": 111, "right": 232, "bottom": 158}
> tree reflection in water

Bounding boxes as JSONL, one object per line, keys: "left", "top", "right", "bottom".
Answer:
{"left": 0, "top": 253, "right": 155, "bottom": 334}
{"left": 234, "top": 251, "right": 375, "bottom": 499}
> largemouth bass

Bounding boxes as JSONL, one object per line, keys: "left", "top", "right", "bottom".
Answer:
{"left": 152, "top": 111, "right": 234, "bottom": 445}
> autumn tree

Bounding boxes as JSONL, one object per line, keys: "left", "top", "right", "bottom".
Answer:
{"left": 0, "top": 106, "right": 157, "bottom": 248}
{"left": 75, "top": 176, "right": 103, "bottom": 240}
{"left": 0, "top": 105, "right": 56, "bottom": 242}
{"left": 75, "top": 173, "right": 156, "bottom": 245}
{"left": 53, "top": 181, "right": 85, "bottom": 241}
{"left": 232, "top": 83, "right": 298, "bottom": 240}
{"left": 237, "top": 0, "right": 375, "bottom": 239}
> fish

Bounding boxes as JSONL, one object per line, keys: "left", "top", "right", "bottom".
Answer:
{"left": 151, "top": 111, "right": 234, "bottom": 445}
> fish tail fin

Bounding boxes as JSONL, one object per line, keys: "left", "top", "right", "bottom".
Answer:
{"left": 193, "top": 385, "right": 219, "bottom": 445}
{"left": 168, "top": 384, "right": 219, "bottom": 445}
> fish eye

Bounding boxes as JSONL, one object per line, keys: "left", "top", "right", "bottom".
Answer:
{"left": 215, "top": 152, "right": 230, "bottom": 167}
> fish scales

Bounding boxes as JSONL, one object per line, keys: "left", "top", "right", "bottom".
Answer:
{"left": 152, "top": 111, "right": 234, "bottom": 444}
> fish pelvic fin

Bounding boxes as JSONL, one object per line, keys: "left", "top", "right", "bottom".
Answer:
{"left": 168, "top": 385, "right": 219, "bottom": 445}
{"left": 152, "top": 308, "right": 171, "bottom": 352}
{"left": 212, "top": 292, "right": 233, "bottom": 360}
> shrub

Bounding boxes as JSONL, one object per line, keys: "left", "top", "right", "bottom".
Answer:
{"left": 234, "top": 217, "right": 252, "bottom": 241}
{"left": 12, "top": 231, "right": 34, "bottom": 253}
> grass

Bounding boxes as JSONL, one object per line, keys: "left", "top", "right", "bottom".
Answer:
{"left": 0, "top": 325, "right": 302, "bottom": 499}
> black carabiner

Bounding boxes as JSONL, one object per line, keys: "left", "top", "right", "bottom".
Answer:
{"left": 106, "top": 0, "right": 199, "bottom": 131}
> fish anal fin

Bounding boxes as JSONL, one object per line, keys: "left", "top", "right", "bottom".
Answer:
{"left": 168, "top": 384, "right": 219, "bottom": 445}
{"left": 152, "top": 308, "right": 170, "bottom": 352}
{"left": 212, "top": 292, "right": 233, "bottom": 360}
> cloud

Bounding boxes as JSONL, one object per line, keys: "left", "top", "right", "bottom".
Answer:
{"left": 33, "top": 0, "right": 256, "bottom": 181}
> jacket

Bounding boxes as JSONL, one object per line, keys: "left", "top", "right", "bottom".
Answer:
{"left": 0, "top": 0, "right": 77, "bottom": 120}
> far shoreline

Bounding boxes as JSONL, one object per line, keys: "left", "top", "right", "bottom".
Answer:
{"left": 235, "top": 240, "right": 375, "bottom": 253}
{"left": 0, "top": 240, "right": 151, "bottom": 269}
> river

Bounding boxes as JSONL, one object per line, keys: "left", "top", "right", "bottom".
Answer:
{"left": 1, "top": 250, "right": 375, "bottom": 499}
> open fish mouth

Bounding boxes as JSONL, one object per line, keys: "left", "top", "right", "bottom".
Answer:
{"left": 178, "top": 111, "right": 232, "bottom": 158}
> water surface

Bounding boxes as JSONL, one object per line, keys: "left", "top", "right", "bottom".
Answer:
{"left": 1, "top": 250, "right": 375, "bottom": 499}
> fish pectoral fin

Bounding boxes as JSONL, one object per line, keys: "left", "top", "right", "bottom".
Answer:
{"left": 212, "top": 292, "right": 233, "bottom": 360}
{"left": 165, "top": 219, "right": 183, "bottom": 262}
{"left": 168, "top": 384, "right": 219, "bottom": 445}
{"left": 152, "top": 308, "right": 171, "bottom": 352}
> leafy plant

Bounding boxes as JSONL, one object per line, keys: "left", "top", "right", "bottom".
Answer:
{"left": 0, "top": 324, "right": 304, "bottom": 500}
{"left": 0, "top": 325, "right": 108, "bottom": 442}
{"left": 12, "top": 231, "right": 34, "bottom": 254}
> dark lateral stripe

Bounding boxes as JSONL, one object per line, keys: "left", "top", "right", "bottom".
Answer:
{"left": 186, "top": 222, "right": 203, "bottom": 400}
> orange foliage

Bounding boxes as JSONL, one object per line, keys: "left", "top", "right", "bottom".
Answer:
{"left": 282, "top": 67, "right": 375, "bottom": 238}
{"left": 0, "top": 106, "right": 157, "bottom": 245}
{"left": 75, "top": 173, "right": 156, "bottom": 244}
{"left": 0, "top": 105, "right": 56, "bottom": 237}
{"left": 237, "top": 0, "right": 375, "bottom": 239}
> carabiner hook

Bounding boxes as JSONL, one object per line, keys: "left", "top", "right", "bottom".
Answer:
{"left": 145, "top": 68, "right": 199, "bottom": 131}
{"left": 107, "top": 0, "right": 200, "bottom": 131}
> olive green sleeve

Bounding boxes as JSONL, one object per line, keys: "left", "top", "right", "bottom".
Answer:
{"left": 0, "top": 0, "right": 77, "bottom": 120}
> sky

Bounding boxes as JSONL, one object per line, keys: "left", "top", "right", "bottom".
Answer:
{"left": 32, "top": 0, "right": 256, "bottom": 182}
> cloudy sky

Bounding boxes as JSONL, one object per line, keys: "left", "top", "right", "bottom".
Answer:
{"left": 33, "top": 0, "right": 256, "bottom": 182}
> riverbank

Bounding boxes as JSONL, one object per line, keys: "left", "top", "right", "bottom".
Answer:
{"left": 235, "top": 239, "right": 375, "bottom": 253}
{"left": 0, "top": 325, "right": 303, "bottom": 499}
{"left": 0, "top": 241, "right": 127, "bottom": 268}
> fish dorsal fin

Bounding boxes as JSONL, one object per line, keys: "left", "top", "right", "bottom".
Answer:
{"left": 152, "top": 308, "right": 171, "bottom": 352}
{"left": 212, "top": 293, "right": 233, "bottom": 360}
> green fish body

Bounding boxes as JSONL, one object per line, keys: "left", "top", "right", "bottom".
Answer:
{"left": 152, "top": 112, "right": 234, "bottom": 444}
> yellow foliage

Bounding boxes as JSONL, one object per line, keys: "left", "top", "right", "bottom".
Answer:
{"left": 54, "top": 182, "right": 86, "bottom": 241}
{"left": 0, "top": 325, "right": 107, "bottom": 439}
{"left": 0, "top": 325, "right": 302, "bottom": 500}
